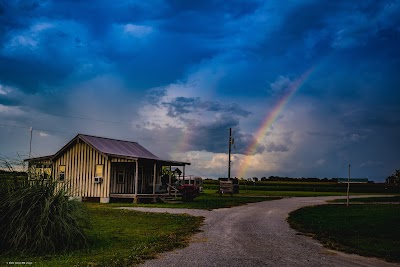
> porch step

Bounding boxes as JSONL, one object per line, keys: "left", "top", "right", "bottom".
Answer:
{"left": 159, "top": 196, "right": 182, "bottom": 204}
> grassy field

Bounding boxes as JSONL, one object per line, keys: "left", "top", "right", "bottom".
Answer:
{"left": 203, "top": 179, "right": 400, "bottom": 194}
{"left": 329, "top": 196, "right": 400, "bottom": 203}
{"left": 223, "top": 189, "right": 388, "bottom": 197}
{"left": 109, "top": 189, "right": 396, "bottom": 211}
{"left": 110, "top": 190, "right": 280, "bottom": 210}
{"left": 288, "top": 204, "right": 400, "bottom": 262}
{"left": 1, "top": 204, "right": 203, "bottom": 267}
{"left": 238, "top": 189, "right": 350, "bottom": 197}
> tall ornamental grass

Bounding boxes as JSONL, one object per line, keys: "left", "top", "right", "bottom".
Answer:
{"left": 0, "top": 177, "right": 90, "bottom": 255}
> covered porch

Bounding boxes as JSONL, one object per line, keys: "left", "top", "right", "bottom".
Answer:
{"left": 109, "top": 157, "right": 189, "bottom": 203}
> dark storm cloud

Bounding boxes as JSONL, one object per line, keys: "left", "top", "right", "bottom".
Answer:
{"left": 1, "top": 0, "right": 399, "bottom": 98}
{"left": 0, "top": 95, "right": 20, "bottom": 106}
{"left": 162, "top": 97, "right": 251, "bottom": 118}
{"left": 181, "top": 115, "right": 257, "bottom": 154}
{"left": 1, "top": 0, "right": 247, "bottom": 92}
{"left": 153, "top": 95, "right": 255, "bottom": 154}
{"left": 0, "top": 4, "right": 99, "bottom": 93}
{"left": 1, "top": 0, "right": 400, "bottom": 180}
{"left": 266, "top": 142, "right": 289, "bottom": 153}
{"left": 254, "top": 0, "right": 400, "bottom": 102}
{"left": 160, "top": 0, "right": 261, "bottom": 38}
{"left": 341, "top": 107, "right": 400, "bottom": 130}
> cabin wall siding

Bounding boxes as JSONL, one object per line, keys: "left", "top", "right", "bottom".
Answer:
{"left": 54, "top": 141, "right": 109, "bottom": 198}
{"left": 83, "top": 143, "right": 88, "bottom": 197}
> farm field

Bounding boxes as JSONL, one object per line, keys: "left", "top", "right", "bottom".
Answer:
{"left": 203, "top": 179, "right": 399, "bottom": 194}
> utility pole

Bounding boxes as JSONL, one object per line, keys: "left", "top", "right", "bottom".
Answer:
{"left": 29, "top": 127, "right": 33, "bottom": 159}
{"left": 347, "top": 164, "right": 350, "bottom": 207}
{"left": 28, "top": 127, "right": 33, "bottom": 178}
{"left": 228, "top": 128, "right": 232, "bottom": 180}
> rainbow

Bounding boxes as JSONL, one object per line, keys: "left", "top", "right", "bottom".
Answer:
{"left": 176, "top": 127, "right": 191, "bottom": 154}
{"left": 236, "top": 67, "right": 315, "bottom": 178}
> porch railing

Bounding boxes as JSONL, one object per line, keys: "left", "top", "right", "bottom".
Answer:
{"left": 167, "top": 184, "right": 179, "bottom": 198}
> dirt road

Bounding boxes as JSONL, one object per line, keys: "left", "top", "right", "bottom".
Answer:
{"left": 122, "top": 196, "right": 400, "bottom": 267}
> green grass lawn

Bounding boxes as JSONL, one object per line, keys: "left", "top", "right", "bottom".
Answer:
{"left": 329, "top": 195, "right": 400, "bottom": 203}
{"left": 110, "top": 190, "right": 280, "bottom": 210}
{"left": 1, "top": 204, "right": 203, "bottom": 267}
{"left": 109, "top": 190, "right": 392, "bottom": 210}
{"left": 288, "top": 204, "right": 400, "bottom": 262}
{"left": 0, "top": 190, "right": 282, "bottom": 266}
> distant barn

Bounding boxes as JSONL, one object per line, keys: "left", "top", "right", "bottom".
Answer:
{"left": 25, "top": 134, "right": 190, "bottom": 203}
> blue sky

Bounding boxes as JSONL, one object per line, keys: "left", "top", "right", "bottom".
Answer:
{"left": 0, "top": 0, "right": 399, "bottom": 181}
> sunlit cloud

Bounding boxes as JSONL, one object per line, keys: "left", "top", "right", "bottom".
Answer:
{"left": 39, "top": 132, "right": 49, "bottom": 137}
{"left": 123, "top": 24, "right": 153, "bottom": 37}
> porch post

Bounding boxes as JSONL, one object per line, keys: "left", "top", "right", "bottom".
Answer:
{"left": 152, "top": 161, "right": 156, "bottom": 195}
{"left": 183, "top": 165, "right": 186, "bottom": 183}
{"left": 134, "top": 159, "right": 139, "bottom": 203}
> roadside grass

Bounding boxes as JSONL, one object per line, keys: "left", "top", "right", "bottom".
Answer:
{"left": 0, "top": 204, "right": 203, "bottom": 267}
{"left": 329, "top": 196, "right": 400, "bottom": 203}
{"left": 108, "top": 190, "right": 392, "bottom": 210}
{"left": 288, "top": 204, "right": 400, "bottom": 262}
{"left": 110, "top": 190, "right": 280, "bottom": 210}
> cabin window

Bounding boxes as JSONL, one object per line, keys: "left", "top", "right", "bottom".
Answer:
{"left": 34, "top": 165, "right": 41, "bottom": 178}
{"left": 96, "top": 164, "right": 104, "bottom": 178}
{"left": 117, "top": 166, "right": 124, "bottom": 184}
{"left": 43, "top": 164, "right": 52, "bottom": 179}
{"left": 59, "top": 165, "right": 66, "bottom": 181}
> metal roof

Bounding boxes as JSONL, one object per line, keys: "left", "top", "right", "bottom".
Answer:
{"left": 23, "top": 155, "right": 53, "bottom": 162}
{"left": 79, "top": 134, "right": 159, "bottom": 160}
{"left": 28, "top": 134, "right": 190, "bottom": 166}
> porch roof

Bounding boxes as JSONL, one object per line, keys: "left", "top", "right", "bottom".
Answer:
{"left": 23, "top": 155, "right": 53, "bottom": 162}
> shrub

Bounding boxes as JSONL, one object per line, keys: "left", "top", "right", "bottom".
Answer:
{"left": 178, "top": 184, "right": 200, "bottom": 202}
{"left": 0, "top": 178, "right": 90, "bottom": 255}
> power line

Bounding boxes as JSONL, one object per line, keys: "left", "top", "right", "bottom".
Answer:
{"left": 0, "top": 123, "right": 76, "bottom": 135}
{"left": 0, "top": 122, "right": 183, "bottom": 143}
{"left": 9, "top": 107, "right": 188, "bottom": 142}
{"left": 0, "top": 123, "right": 27, "bottom": 129}
{"left": 17, "top": 107, "right": 135, "bottom": 126}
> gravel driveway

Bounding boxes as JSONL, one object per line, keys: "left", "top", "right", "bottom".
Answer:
{"left": 121, "top": 196, "right": 400, "bottom": 267}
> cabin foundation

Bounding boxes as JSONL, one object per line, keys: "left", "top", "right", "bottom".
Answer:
{"left": 100, "top": 197, "right": 110, "bottom": 203}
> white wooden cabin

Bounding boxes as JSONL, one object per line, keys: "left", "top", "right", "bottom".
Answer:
{"left": 25, "top": 134, "right": 190, "bottom": 203}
